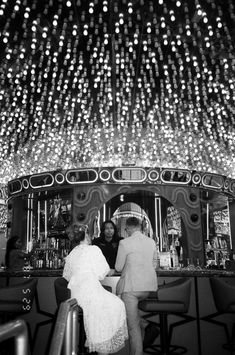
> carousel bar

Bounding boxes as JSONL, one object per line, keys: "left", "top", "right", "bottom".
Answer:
{"left": 0, "top": 0, "right": 235, "bottom": 354}
{"left": 0, "top": 167, "right": 235, "bottom": 354}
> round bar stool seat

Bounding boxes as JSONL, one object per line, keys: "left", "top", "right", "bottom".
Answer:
{"left": 209, "top": 277, "right": 235, "bottom": 352}
{"left": 139, "top": 278, "right": 192, "bottom": 355}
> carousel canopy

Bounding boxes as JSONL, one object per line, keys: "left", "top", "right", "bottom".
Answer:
{"left": 0, "top": 0, "right": 235, "bottom": 184}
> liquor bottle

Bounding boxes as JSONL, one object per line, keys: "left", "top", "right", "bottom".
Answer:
{"left": 170, "top": 245, "right": 174, "bottom": 267}
{"left": 179, "top": 246, "right": 184, "bottom": 267}
{"left": 170, "top": 244, "right": 179, "bottom": 268}
{"left": 175, "top": 237, "right": 180, "bottom": 253}
{"left": 156, "top": 244, "right": 160, "bottom": 269}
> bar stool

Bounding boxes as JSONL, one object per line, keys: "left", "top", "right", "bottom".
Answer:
{"left": 54, "top": 276, "right": 112, "bottom": 354}
{"left": 54, "top": 277, "right": 112, "bottom": 305}
{"left": 139, "top": 278, "right": 192, "bottom": 355}
{"left": 54, "top": 276, "right": 87, "bottom": 353}
{"left": 0, "top": 319, "right": 29, "bottom": 355}
{"left": 0, "top": 278, "right": 38, "bottom": 354}
{"left": 0, "top": 278, "right": 38, "bottom": 323}
{"left": 203, "top": 277, "right": 235, "bottom": 352}
{"left": 54, "top": 276, "right": 113, "bottom": 353}
{"left": 54, "top": 276, "right": 71, "bottom": 306}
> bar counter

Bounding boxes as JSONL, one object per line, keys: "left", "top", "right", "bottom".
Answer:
{"left": 0, "top": 268, "right": 235, "bottom": 355}
{"left": 0, "top": 267, "right": 235, "bottom": 278}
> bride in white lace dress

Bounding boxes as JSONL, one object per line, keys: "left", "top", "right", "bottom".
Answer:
{"left": 63, "top": 226, "right": 128, "bottom": 354}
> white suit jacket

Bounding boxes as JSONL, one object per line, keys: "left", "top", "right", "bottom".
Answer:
{"left": 115, "top": 231, "right": 158, "bottom": 294}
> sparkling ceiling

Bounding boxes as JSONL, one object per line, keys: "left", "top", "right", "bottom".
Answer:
{"left": 0, "top": 0, "right": 235, "bottom": 184}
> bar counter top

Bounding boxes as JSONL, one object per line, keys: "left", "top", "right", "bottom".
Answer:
{"left": 0, "top": 267, "right": 235, "bottom": 278}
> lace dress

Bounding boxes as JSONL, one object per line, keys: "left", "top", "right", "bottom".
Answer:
{"left": 63, "top": 244, "right": 128, "bottom": 353}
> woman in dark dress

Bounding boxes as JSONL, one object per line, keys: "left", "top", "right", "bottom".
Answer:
{"left": 5, "top": 235, "right": 28, "bottom": 270}
{"left": 93, "top": 220, "right": 123, "bottom": 269}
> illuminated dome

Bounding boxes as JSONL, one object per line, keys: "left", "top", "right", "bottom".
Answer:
{"left": 0, "top": 0, "right": 235, "bottom": 184}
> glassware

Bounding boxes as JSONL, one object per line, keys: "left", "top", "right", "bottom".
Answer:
{"left": 186, "top": 258, "right": 195, "bottom": 270}
{"left": 195, "top": 258, "right": 202, "bottom": 270}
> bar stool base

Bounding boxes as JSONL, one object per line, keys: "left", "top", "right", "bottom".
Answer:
{"left": 223, "top": 343, "right": 235, "bottom": 352}
{"left": 144, "top": 344, "right": 187, "bottom": 355}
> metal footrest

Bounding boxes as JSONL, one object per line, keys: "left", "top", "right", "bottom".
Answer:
{"left": 144, "top": 344, "right": 187, "bottom": 355}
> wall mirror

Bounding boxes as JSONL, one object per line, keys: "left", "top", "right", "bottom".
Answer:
{"left": 202, "top": 174, "right": 224, "bottom": 189}
{"left": 161, "top": 170, "right": 191, "bottom": 184}
{"left": 200, "top": 189, "right": 232, "bottom": 264}
{"left": 30, "top": 173, "right": 54, "bottom": 188}
{"left": 8, "top": 179, "right": 22, "bottom": 194}
{"left": 230, "top": 181, "right": 235, "bottom": 194}
{"left": 112, "top": 168, "right": 147, "bottom": 182}
{"left": 66, "top": 169, "right": 98, "bottom": 183}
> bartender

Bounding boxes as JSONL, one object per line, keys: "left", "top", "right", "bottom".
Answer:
{"left": 93, "top": 220, "right": 123, "bottom": 269}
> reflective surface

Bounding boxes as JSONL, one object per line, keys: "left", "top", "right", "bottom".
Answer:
{"left": 202, "top": 174, "right": 224, "bottom": 189}
{"left": 112, "top": 168, "right": 147, "bottom": 182}
{"left": 66, "top": 169, "right": 98, "bottom": 183}
{"left": 161, "top": 170, "right": 191, "bottom": 184}
{"left": 30, "top": 173, "right": 54, "bottom": 188}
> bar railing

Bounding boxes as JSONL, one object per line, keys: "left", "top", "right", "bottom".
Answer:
{"left": 49, "top": 298, "right": 81, "bottom": 355}
{"left": 0, "top": 319, "right": 29, "bottom": 355}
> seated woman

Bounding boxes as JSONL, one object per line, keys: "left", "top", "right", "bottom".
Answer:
{"left": 93, "top": 220, "right": 123, "bottom": 269}
{"left": 5, "top": 235, "right": 29, "bottom": 271}
{"left": 63, "top": 224, "right": 128, "bottom": 355}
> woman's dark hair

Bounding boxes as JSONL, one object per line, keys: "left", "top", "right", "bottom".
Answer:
{"left": 100, "top": 220, "right": 120, "bottom": 241}
{"left": 5, "top": 235, "right": 20, "bottom": 268}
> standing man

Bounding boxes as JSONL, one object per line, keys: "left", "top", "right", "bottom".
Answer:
{"left": 115, "top": 216, "right": 158, "bottom": 355}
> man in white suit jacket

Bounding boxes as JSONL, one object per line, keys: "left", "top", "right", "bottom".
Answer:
{"left": 115, "top": 217, "right": 158, "bottom": 355}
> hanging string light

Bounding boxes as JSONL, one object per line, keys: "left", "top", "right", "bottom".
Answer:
{"left": 0, "top": 0, "right": 234, "bottom": 184}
